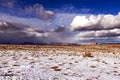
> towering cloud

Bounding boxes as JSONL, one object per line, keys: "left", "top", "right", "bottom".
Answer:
{"left": 71, "top": 12, "right": 120, "bottom": 31}
{"left": 0, "top": 1, "right": 55, "bottom": 21}
{"left": 25, "top": 4, "right": 55, "bottom": 20}
{"left": 0, "top": 0, "right": 15, "bottom": 8}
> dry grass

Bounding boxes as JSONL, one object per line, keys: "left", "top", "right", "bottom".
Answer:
{"left": 0, "top": 44, "right": 120, "bottom": 58}
{"left": 50, "top": 66, "right": 61, "bottom": 71}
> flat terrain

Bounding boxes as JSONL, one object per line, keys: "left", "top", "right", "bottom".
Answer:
{"left": 0, "top": 44, "right": 120, "bottom": 80}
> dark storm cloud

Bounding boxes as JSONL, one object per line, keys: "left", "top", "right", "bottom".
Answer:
{"left": 0, "top": 21, "right": 27, "bottom": 31}
{"left": 0, "top": 16, "right": 70, "bottom": 44}
{"left": 0, "top": 21, "right": 51, "bottom": 44}
{"left": 52, "top": 25, "right": 65, "bottom": 32}
{"left": 0, "top": 21, "right": 31, "bottom": 44}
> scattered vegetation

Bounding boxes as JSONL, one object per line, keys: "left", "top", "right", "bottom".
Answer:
{"left": 0, "top": 44, "right": 120, "bottom": 79}
{"left": 50, "top": 66, "right": 61, "bottom": 71}
{"left": 83, "top": 52, "right": 93, "bottom": 57}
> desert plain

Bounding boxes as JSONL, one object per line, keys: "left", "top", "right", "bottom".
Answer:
{"left": 0, "top": 44, "right": 120, "bottom": 80}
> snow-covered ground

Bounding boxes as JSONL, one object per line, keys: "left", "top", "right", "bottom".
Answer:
{"left": 0, "top": 50, "right": 120, "bottom": 80}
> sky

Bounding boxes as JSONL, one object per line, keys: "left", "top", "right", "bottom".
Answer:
{"left": 0, "top": 0, "right": 120, "bottom": 44}
{"left": 15, "top": 0, "right": 120, "bottom": 14}
{"left": 1, "top": 0, "right": 120, "bottom": 14}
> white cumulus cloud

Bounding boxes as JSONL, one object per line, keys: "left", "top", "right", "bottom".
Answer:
{"left": 71, "top": 12, "right": 120, "bottom": 31}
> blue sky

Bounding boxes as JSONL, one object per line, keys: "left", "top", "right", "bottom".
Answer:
{"left": 17, "top": 0, "right": 120, "bottom": 14}
{"left": 1, "top": 0, "right": 120, "bottom": 14}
